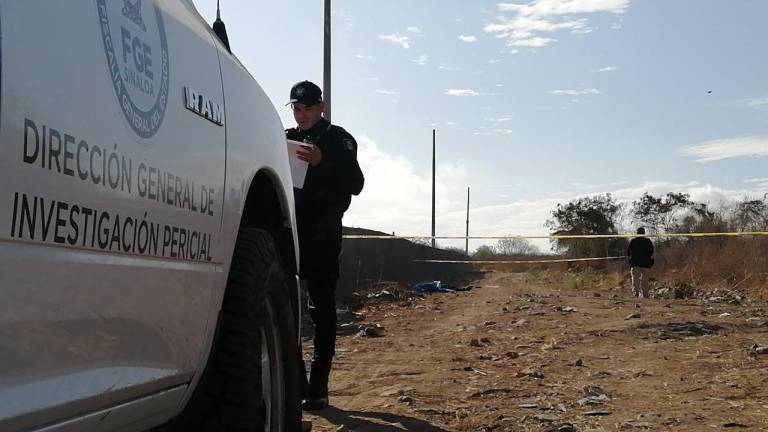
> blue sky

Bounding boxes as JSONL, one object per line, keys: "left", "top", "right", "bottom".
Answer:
{"left": 192, "top": 0, "right": 768, "bottom": 251}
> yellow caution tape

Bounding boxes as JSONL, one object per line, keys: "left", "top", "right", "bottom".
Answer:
{"left": 415, "top": 256, "right": 627, "bottom": 264}
{"left": 343, "top": 231, "right": 768, "bottom": 240}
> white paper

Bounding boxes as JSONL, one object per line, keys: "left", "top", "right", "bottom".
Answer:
{"left": 287, "top": 139, "right": 313, "bottom": 189}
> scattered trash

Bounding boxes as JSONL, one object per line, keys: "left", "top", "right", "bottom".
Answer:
{"left": 534, "top": 414, "right": 559, "bottom": 423}
{"left": 469, "top": 338, "right": 482, "bottom": 347}
{"left": 513, "top": 319, "right": 528, "bottom": 327}
{"left": 484, "top": 320, "right": 497, "bottom": 326}
{"left": 722, "top": 422, "right": 749, "bottom": 428}
{"left": 583, "top": 410, "right": 612, "bottom": 416}
{"left": 397, "top": 395, "right": 414, "bottom": 405}
{"left": 542, "top": 338, "right": 560, "bottom": 350}
{"left": 578, "top": 394, "right": 609, "bottom": 406}
{"left": 567, "top": 358, "right": 584, "bottom": 367}
{"left": 583, "top": 385, "right": 608, "bottom": 397}
{"left": 719, "top": 312, "right": 732, "bottom": 318}
{"left": 470, "top": 388, "right": 513, "bottom": 398}
{"left": 367, "top": 290, "right": 396, "bottom": 300}
{"left": 480, "top": 337, "right": 492, "bottom": 344}
{"left": 625, "top": 313, "right": 641, "bottom": 320}
{"left": 633, "top": 369, "right": 653, "bottom": 378}
{"left": 503, "top": 351, "right": 519, "bottom": 359}
{"left": 636, "top": 322, "right": 724, "bottom": 340}
{"left": 749, "top": 344, "right": 768, "bottom": 356}
{"left": 518, "top": 369, "right": 545, "bottom": 379}
{"left": 519, "top": 403, "right": 538, "bottom": 408}
{"left": 549, "top": 424, "right": 576, "bottom": 432}
{"left": 357, "top": 324, "right": 386, "bottom": 338}
{"left": 409, "top": 281, "right": 454, "bottom": 294}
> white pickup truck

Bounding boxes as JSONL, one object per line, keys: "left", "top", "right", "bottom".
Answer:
{"left": 0, "top": 1, "right": 303, "bottom": 431}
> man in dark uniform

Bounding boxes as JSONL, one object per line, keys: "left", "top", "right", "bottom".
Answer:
{"left": 286, "top": 80, "right": 364, "bottom": 411}
{"left": 627, "top": 227, "right": 655, "bottom": 298}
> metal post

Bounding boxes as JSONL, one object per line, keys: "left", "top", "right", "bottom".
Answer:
{"left": 431, "top": 129, "right": 436, "bottom": 248}
{"left": 465, "top": 186, "right": 470, "bottom": 255}
{"left": 323, "top": 0, "right": 332, "bottom": 122}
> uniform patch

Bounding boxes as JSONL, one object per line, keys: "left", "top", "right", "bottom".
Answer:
{"left": 343, "top": 138, "right": 355, "bottom": 151}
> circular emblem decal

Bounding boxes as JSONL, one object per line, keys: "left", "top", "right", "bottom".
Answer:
{"left": 97, "top": 0, "right": 170, "bottom": 139}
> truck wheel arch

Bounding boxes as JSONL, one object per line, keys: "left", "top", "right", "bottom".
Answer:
{"left": 240, "top": 170, "right": 298, "bottom": 277}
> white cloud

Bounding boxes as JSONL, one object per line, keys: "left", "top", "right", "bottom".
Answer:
{"left": 497, "top": 0, "right": 630, "bottom": 16}
{"left": 438, "top": 64, "right": 464, "bottom": 72}
{"left": 485, "top": 0, "right": 630, "bottom": 49}
{"left": 412, "top": 54, "right": 428, "bottom": 66}
{"left": 356, "top": 54, "right": 374, "bottom": 60}
{"left": 550, "top": 88, "right": 601, "bottom": 96}
{"left": 445, "top": 89, "right": 480, "bottom": 97}
{"left": 374, "top": 90, "right": 400, "bottom": 96}
{"left": 344, "top": 139, "right": 768, "bottom": 252}
{"left": 459, "top": 35, "right": 478, "bottom": 43}
{"left": 343, "top": 135, "right": 467, "bottom": 237}
{"left": 379, "top": 33, "right": 412, "bottom": 49}
{"left": 598, "top": 66, "right": 617, "bottom": 72}
{"left": 744, "top": 178, "right": 768, "bottom": 183}
{"left": 487, "top": 116, "right": 513, "bottom": 122}
{"left": 489, "top": 59, "right": 502, "bottom": 64}
{"left": 748, "top": 98, "right": 768, "bottom": 109}
{"left": 407, "top": 27, "right": 422, "bottom": 34}
{"left": 680, "top": 136, "right": 768, "bottom": 163}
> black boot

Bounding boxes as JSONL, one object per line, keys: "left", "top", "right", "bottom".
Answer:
{"left": 302, "top": 360, "right": 331, "bottom": 411}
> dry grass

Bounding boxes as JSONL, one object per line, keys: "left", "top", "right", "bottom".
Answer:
{"left": 507, "top": 237, "right": 768, "bottom": 301}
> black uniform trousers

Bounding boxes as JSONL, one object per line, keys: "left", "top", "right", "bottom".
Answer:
{"left": 297, "top": 207, "right": 343, "bottom": 399}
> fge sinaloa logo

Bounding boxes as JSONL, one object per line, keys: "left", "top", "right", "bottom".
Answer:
{"left": 97, "top": 0, "right": 170, "bottom": 139}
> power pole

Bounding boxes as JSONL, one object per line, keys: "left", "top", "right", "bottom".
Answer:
{"left": 465, "top": 186, "right": 470, "bottom": 255}
{"left": 431, "top": 129, "right": 436, "bottom": 248}
{"left": 323, "top": 0, "right": 332, "bottom": 122}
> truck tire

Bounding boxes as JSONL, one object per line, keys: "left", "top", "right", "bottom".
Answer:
{"left": 172, "top": 228, "right": 302, "bottom": 432}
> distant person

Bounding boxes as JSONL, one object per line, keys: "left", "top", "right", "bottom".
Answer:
{"left": 627, "top": 227, "right": 654, "bottom": 298}
{"left": 286, "top": 80, "right": 364, "bottom": 411}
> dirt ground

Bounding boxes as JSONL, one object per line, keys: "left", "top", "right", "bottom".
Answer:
{"left": 302, "top": 270, "right": 768, "bottom": 432}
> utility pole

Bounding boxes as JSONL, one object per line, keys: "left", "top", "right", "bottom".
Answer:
{"left": 465, "top": 186, "right": 470, "bottom": 255}
{"left": 431, "top": 129, "right": 436, "bottom": 248}
{"left": 323, "top": 0, "right": 332, "bottom": 121}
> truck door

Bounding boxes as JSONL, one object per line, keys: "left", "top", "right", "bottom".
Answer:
{"left": 0, "top": 1, "right": 227, "bottom": 428}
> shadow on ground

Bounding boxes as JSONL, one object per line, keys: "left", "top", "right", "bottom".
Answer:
{"left": 312, "top": 406, "right": 449, "bottom": 432}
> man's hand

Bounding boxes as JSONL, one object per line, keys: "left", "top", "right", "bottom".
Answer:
{"left": 297, "top": 145, "right": 323, "bottom": 167}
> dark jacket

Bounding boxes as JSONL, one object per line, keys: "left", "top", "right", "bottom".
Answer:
{"left": 286, "top": 118, "right": 364, "bottom": 278}
{"left": 627, "top": 236, "right": 654, "bottom": 268}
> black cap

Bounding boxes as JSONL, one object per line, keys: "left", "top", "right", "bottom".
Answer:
{"left": 288, "top": 80, "right": 323, "bottom": 105}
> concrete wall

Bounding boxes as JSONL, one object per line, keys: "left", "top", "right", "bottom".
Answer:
{"left": 337, "top": 227, "right": 474, "bottom": 301}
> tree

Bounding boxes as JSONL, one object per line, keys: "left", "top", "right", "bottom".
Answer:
{"left": 495, "top": 236, "right": 540, "bottom": 256}
{"left": 732, "top": 198, "right": 768, "bottom": 231}
{"left": 545, "top": 194, "right": 625, "bottom": 258}
{"left": 473, "top": 245, "right": 497, "bottom": 260}
{"left": 631, "top": 192, "right": 692, "bottom": 233}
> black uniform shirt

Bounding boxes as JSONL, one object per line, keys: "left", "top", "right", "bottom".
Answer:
{"left": 286, "top": 118, "right": 364, "bottom": 216}
{"left": 286, "top": 118, "right": 364, "bottom": 278}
